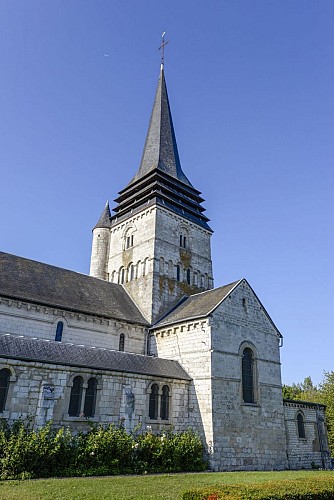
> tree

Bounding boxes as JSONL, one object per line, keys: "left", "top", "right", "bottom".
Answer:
{"left": 317, "top": 371, "right": 334, "bottom": 454}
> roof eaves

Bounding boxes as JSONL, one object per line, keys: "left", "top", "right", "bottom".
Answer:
{"left": 0, "top": 292, "right": 149, "bottom": 327}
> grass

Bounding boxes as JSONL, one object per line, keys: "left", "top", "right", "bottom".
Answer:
{"left": 0, "top": 470, "right": 333, "bottom": 500}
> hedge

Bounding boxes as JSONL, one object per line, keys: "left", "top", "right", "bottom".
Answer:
{"left": 182, "top": 477, "right": 334, "bottom": 499}
{"left": 0, "top": 419, "right": 206, "bottom": 479}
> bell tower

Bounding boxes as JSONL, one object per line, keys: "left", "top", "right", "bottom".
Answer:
{"left": 90, "top": 63, "right": 214, "bottom": 323}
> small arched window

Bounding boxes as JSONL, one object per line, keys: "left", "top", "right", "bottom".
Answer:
{"left": 160, "top": 385, "right": 170, "bottom": 420}
{"left": 297, "top": 412, "right": 306, "bottom": 439}
{"left": 176, "top": 265, "right": 181, "bottom": 281}
{"left": 128, "top": 263, "right": 134, "bottom": 281}
{"left": 142, "top": 258, "right": 148, "bottom": 276}
{"left": 119, "top": 267, "right": 125, "bottom": 284}
{"left": 119, "top": 333, "right": 125, "bottom": 352}
{"left": 168, "top": 260, "right": 173, "bottom": 278}
{"left": 83, "top": 378, "right": 97, "bottom": 417}
{"left": 68, "top": 376, "right": 83, "bottom": 417}
{"left": 159, "top": 257, "right": 165, "bottom": 274}
{"left": 186, "top": 268, "right": 191, "bottom": 285}
{"left": 55, "top": 321, "right": 63, "bottom": 342}
{"left": 149, "top": 383, "right": 159, "bottom": 420}
{"left": 0, "top": 368, "right": 11, "bottom": 412}
{"left": 242, "top": 348, "right": 254, "bottom": 403}
{"left": 179, "top": 234, "right": 187, "bottom": 248}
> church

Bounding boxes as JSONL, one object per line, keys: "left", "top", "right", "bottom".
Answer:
{"left": 0, "top": 60, "right": 331, "bottom": 471}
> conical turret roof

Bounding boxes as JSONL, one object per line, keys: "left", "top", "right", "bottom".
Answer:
{"left": 94, "top": 201, "right": 111, "bottom": 229}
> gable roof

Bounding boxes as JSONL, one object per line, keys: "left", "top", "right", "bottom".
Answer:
{"left": 0, "top": 252, "right": 148, "bottom": 326}
{"left": 153, "top": 280, "right": 241, "bottom": 328}
{"left": 0, "top": 334, "right": 190, "bottom": 381}
{"left": 152, "top": 279, "right": 283, "bottom": 339}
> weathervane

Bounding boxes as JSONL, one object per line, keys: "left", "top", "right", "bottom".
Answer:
{"left": 159, "top": 31, "right": 169, "bottom": 67}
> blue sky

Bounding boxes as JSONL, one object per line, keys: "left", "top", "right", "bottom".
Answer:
{"left": 0, "top": 1, "right": 333, "bottom": 386}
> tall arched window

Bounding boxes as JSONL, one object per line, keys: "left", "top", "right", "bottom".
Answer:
{"left": 242, "top": 348, "right": 254, "bottom": 403}
{"left": 55, "top": 321, "right": 63, "bottom": 342}
{"left": 83, "top": 378, "right": 97, "bottom": 417}
{"left": 297, "top": 412, "right": 306, "bottom": 439}
{"left": 176, "top": 265, "right": 181, "bottom": 281}
{"left": 160, "top": 385, "right": 170, "bottom": 420}
{"left": 68, "top": 376, "right": 83, "bottom": 417}
{"left": 119, "top": 333, "right": 125, "bottom": 352}
{"left": 0, "top": 368, "right": 11, "bottom": 412}
{"left": 186, "top": 268, "right": 191, "bottom": 285}
{"left": 149, "top": 383, "right": 159, "bottom": 420}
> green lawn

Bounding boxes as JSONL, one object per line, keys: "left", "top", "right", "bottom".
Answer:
{"left": 0, "top": 470, "right": 333, "bottom": 500}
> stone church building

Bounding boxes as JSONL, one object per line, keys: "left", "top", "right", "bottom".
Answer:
{"left": 0, "top": 63, "right": 331, "bottom": 471}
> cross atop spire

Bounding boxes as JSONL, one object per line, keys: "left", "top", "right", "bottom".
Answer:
{"left": 159, "top": 31, "right": 169, "bottom": 68}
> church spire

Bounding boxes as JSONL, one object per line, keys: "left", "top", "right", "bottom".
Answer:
{"left": 112, "top": 62, "right": 211, "bottom": 230}
{"left": 128, "top": 65, "right": 192, "bottom": 187}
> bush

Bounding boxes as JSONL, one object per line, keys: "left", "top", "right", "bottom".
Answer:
{"left": 182, "top": 477, "right": 334, "bottom": 499}
{"left": 0, "top": 419, "right": 206, "bottom": 479}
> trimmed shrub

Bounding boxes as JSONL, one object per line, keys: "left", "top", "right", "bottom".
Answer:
{"left": 0, "top": 419, "right": 206, "bottom": 479}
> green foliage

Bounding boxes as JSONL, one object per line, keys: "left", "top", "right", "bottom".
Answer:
{"left": 183, "top": 477, "right": 334, "bottom": 499}
{"left": 0, "top": 419, "right": 206, "bottom": 479}
{"left": 134, "top": 429, "right": 206, "bottom": 473}
{"left": 318, "top": 371, "right": 334, "bottom": 455}
{"left": 282, "top": 376, "right": 318, "bottom": 401}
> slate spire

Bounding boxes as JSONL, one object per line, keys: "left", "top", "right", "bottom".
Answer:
{"left": 128, "top": 65, "right": 191, "bottom": 187}
{"left": 112, "top": 66, "right": 212, "bottom": 231}
{"left": 94, "top": 200, "right": 111, "bottom": 229}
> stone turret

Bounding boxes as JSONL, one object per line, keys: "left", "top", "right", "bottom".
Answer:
{"left": 89, "top": 201, "right": 111, "bottom": 280}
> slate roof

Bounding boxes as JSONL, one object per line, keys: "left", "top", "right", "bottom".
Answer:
{"left": 0, "top": 252, "right": 148, "bottom": 325}
{"left": 0, "top": 334, "right": 191, "bottom": 380}
{"left": 94, "top": 201, "right": 111, "bottom": 229}
{"left": 128, "top": 66, "right": 191, "bottom": 187}
{"left": 111, "top": 66, "right": 212, "bottom": 231}
{"left": 153, "top": 280, "right": 242, "bottom": 328}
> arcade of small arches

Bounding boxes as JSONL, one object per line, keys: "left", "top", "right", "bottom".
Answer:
{"left": 109, "top": 257, "right": 212, "bottom": 288}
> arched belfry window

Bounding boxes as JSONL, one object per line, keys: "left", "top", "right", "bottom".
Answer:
{"left": 176, "top": 265, "right": 181, "bottom": 282}
{"left": 55, "top": 321, "right": 63, "bottom": 342}
{"left": 297, "top": 412, "right": 306, "bottom": 439}
{"left": 160, "top": 385, "right": 170, "bottom": 420}
{"left": 83, "top": 378, "right": 97, "bottom": 418}
{"left": 119, "top": 333, "right": 125, "bottom": 352}
{"left": 0, "top": 368, "right": 11, "bottom": 412}
{"left": 149, "top": 383, "right": 159, "bottom": 420}
{"left": 242, "top": 347, "right": 254, "bottom": 403}
{"left": 68, "top": 376, "right": 83, "bottom": 417}
{"left": 186, "top": 268, "right": 191, "bottom": 285}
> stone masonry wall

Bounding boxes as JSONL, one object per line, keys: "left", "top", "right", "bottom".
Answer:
{"left": 284, "top": 401, "right": 332, "bottom": 469}
{"left": 210, "top": 280, "right": 288, "bottom": 471}
{"left": 106, "top": 205, "right": 213, "bottom": 323}
{"left": 0, "top": 297, "right": 146, "bottom": 354}
{"left": 107, "top": 207, "right": 157, "bottom": 322}
{"left": 0, "top": 357, "right": 190, "bottom": 433}
{"left": 152, "top": 208, "right": 213, "bottom": 321}
{"left": 152, "top": 319, "right": 212, "bottom": 459}
{"left": 90, "top": 227, "right": 110, "bottom": 280}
